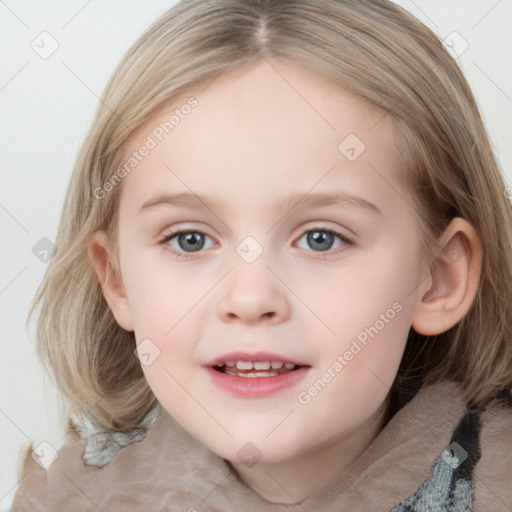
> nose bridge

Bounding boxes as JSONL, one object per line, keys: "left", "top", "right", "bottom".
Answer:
{"left": 217, "top": 233, "right": 290, "bottom": 324}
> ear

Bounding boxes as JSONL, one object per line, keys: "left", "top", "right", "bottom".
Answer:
{"left": 411, "top": 217, "right": 483, "bottom": 336}
{"left": 88, "top": 230, "right": 134, "bottom": 332}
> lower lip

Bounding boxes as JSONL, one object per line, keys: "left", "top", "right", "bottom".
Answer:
{"left": 205, "top": 366, "right": 310, "bottom": 398}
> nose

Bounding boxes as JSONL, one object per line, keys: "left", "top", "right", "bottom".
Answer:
{"left": 217, "top": 259, "right": 291, "bottom": 325}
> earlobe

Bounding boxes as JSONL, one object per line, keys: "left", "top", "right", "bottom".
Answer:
{"left": 88, "top": 230, "right": 134, "bottom": 332}
{"left": 411, "top": 218, "right": 483, "bottom": 336}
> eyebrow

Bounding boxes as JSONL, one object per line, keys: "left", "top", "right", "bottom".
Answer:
{"left": 138, "top": 191, "right": 382, "bottom": 216}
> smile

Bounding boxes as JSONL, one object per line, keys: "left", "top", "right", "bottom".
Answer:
{"left": 213, "top": 360, "right": 298, "bottom": 377}
{"left": 203, "top": 351, "right": 310, "bottom": 397}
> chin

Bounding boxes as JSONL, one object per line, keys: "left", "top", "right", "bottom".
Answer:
{"left": 205, "top": 436, "right": 303, "bottom": 466}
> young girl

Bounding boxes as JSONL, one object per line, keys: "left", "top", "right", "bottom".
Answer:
{"left": 12, "top": 0, "right": 512, "bottom": 510}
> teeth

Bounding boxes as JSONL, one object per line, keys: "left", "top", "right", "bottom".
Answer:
{"left": 253, "top": 361, "right": 271, "bottom": 370}
{"left": 225, "top": 369, "right": 279, "bottom": 377}
{"left": 236, "top": 361, "right": 253, "bottom": 370}
{"left": 215, "top": 360, "right": 299, "bottom": 370}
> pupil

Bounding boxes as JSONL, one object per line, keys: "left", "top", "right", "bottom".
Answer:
{"left": 308, "top": 231, "right": 334, "bottom": 251}
{"left": 179, "top": 232, "right": 204, "bottom": 252}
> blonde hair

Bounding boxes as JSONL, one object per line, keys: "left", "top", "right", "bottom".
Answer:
{"left": 28, "top": 0, "right": 512, "bottom": 432}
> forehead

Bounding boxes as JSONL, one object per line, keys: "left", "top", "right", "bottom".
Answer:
{"left": 118, "top": 58, "right": 401, "bottom": 215}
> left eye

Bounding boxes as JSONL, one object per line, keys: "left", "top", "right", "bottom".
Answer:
{"left": 296, "top": 229, "right": 349, "bottom": 253}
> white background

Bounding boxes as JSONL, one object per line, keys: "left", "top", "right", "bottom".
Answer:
{"left": 1, "top": 1, "right": 511, "bottom": 509}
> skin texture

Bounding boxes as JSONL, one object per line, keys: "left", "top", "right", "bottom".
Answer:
{"left": 89, "top": 58, "right": 483, "bottom": 503}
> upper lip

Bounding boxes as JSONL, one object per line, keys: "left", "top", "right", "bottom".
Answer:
{"left": 203, "top": 351, "right": 309, "bottom": 367}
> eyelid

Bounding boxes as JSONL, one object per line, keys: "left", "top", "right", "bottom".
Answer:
{"left": 158, "top": 227, "right": 218, "bottom": 249}
{"left": 158, "top": 220, "right": 218, "bottom": 242}
{"left": 292, "top": 220, "right": 354, "bottom": 245}
{"left": 157, "top": 229, "right": 217, "bottom": 261}
{"left": 294, "top": 225, "right": 353, "bottom": 259}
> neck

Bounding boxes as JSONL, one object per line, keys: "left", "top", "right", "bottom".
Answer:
{"left": 229, "top": 398, "right": 390, "bottom": 504}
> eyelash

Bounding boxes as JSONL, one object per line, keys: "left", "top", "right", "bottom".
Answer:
{"left": 158, "top": 227, "right": 353, "bottom": 260}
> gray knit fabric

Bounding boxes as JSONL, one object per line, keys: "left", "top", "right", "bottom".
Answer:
{"left": 391, "top": 407, "right": 481, "bottom": 512}
{"left": 391, "top": 448, "right": 474, "bottom": 511}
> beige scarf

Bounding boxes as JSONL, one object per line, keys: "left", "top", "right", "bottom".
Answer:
{"left": 11, "top": 381, "right": 512, "bottom": 511}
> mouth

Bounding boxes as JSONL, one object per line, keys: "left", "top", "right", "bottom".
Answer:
{"left": 211, "top": 360, "right": 303, "bottom": 378}
{"left": 204, "top": 352, "right": 310, "bottom": 398}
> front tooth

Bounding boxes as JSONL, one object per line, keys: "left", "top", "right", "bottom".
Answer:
{"left": 284, "top": 363, "right": 296, "bottom": 369}
{"left": 224, "top": 369, "right": 280, "bottom": 377}
{"left": 271, "top": 361, "right": 284, "bottom": 369}
{"left": 253, "top": 361, "right": 271, "bottom": 370}
{"left": 236, "top": 361, "right": 253, "bottom": 370}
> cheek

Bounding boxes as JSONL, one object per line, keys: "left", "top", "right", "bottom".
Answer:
{"left": 295, "top": 243, "right": 419, "bottom": 397}
{"left": 120, "top": 251, "right": 200, "bottom": 395}
{"left": 297, "top": 245, "right": 418, "bottom": 341}
{"left": 121, "top": 245, "right": 204, "bottom": 335}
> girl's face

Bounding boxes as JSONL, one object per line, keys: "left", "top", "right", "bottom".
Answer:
{"left": 112, "top": 59, "right": 428, "bottom": 465}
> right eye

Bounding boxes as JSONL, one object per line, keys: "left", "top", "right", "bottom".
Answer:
{"left": 159, "top": 230, "right": 217, "bottom": 258}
